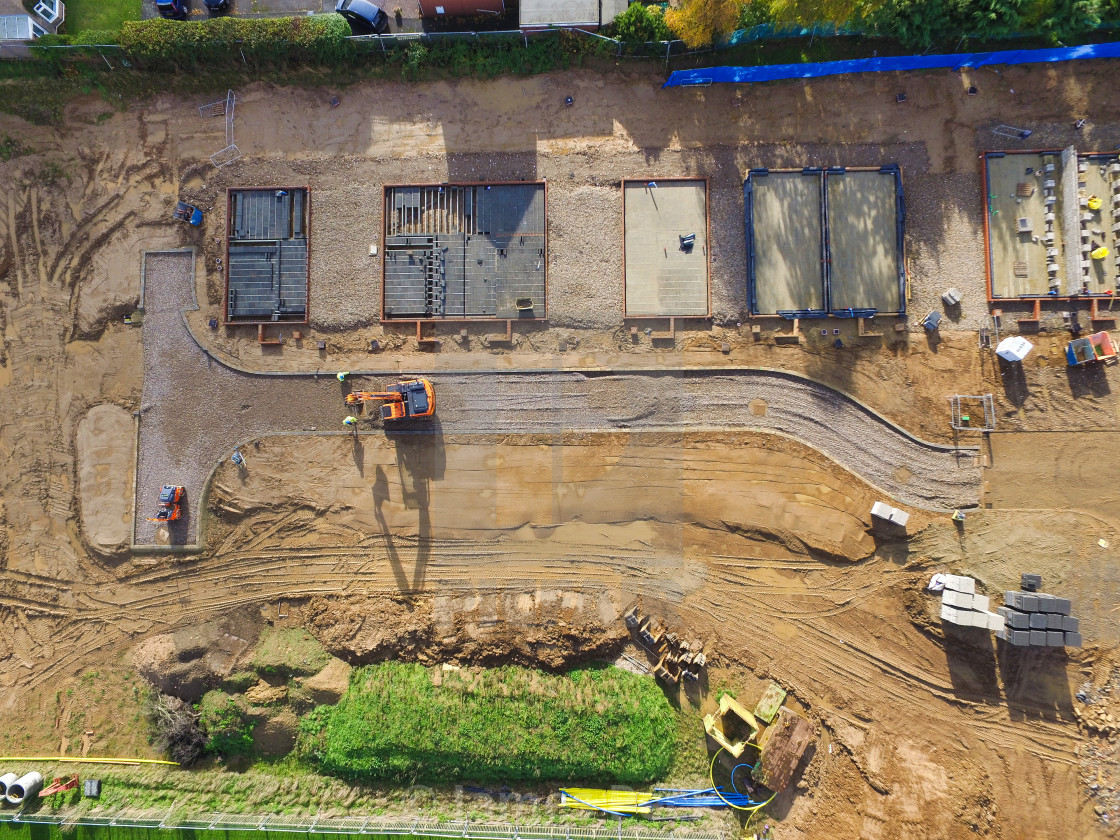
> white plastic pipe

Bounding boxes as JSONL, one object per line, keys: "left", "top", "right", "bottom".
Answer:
{"left": 6, "top": 771, "right": 42, "bottom": 805}
{"left": 0, "top": 773, "right": 16, "bottom": 798}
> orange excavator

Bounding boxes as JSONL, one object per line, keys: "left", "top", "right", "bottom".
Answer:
{"left": 146, "top": 484, "right": 184, "bottom": 522}
{"left": 346, "top": 378, "right": 435, "bottom": 421}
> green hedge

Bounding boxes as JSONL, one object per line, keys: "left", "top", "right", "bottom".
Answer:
{"left": 118, "top": 13, "right": 352, "bottom": 67}
{"left": 298, "top": 662, "right": 677, "bottom": 785}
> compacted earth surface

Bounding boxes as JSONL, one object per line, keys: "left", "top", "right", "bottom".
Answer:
{"left": 2, "top": 60, "right": 1120, "bottom": 840}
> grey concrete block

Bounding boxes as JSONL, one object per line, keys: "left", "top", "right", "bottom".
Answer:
{"left": 1053, "top": 598, "right": 1072, "bottom": 615}
{"left": 1004, "top": 591, "right": 1018, "bottom": 608}
{"left": 1047, "top": 613, "right": 1064, "bottom": 630}
{"left": 996, "top": 626, "right": 1007, "bottom": 641}
{"left": 1022, "top": 594, "right": 1039, "bottom": 612}
{"left": 1008, "top": 610, "right": 1030, "bottom": 629}
{"left": 1030, "top": 630, "right": 1048, "bottom": 646}
{"left": 997, "top": 606, "right": 1009, "bottom": 619}
{"left": 1063, "top": 616, "right": 1080, "bottom": 633}
{"left": 1029, "top": 612, "right": 1048, "bottom": 629}
{"left": 1047, "top": 630, "right": 1065, "bottom": 647}
{"left": 943, "top": 590, "right": 973, "bottom": 609}
{"left": 1065, "top": 632, "right": 1083, "bottom": 648}
{"left": 1009, "top": 629, "right": 1031, "bottom": 646}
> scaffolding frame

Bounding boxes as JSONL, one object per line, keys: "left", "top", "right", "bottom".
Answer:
{"left": 950, "top": 394, "right": 996, "bottom": 431}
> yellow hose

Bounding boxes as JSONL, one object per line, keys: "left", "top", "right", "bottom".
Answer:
{"left": 0, "top": 757, "right": 179, "bottom": 766}
{"left": 708, "top": 747, "right": 774, "bottom": 814}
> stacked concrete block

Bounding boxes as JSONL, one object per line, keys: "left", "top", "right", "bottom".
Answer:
{"left": 940, "top": 576, "right": 1003, "bottom": 630}
{"left": 996, "top": 577, "right": 1081, "bottom": 648}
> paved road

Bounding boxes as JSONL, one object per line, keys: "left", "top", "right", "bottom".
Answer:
{"left": 136, "top": 251, "right": 979, "bottom": 545}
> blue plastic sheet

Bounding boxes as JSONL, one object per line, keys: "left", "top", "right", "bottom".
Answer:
{"left": 663, "top": 41, "right": 1120, "bottom": 87}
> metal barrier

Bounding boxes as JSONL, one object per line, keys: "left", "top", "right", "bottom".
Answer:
{"left": 0, "top": 811, "right": 724, "bottom": 840}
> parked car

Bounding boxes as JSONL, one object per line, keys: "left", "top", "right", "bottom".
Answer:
{"left": 156, "top": 0, "right": 188, "bottom": 17}
{"left": 335, "top": 0, "right": 390, "bottom": 34}
{"left": 204, "top": 0, "right": 229, "bottom": 14}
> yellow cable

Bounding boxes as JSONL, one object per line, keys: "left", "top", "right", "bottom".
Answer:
{"left": 0, "top": 757, "right": 179, "bottom": 766}
{"left": 708, "top": 746, "right": 774, "bottom": 813}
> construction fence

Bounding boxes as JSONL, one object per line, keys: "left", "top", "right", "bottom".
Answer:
{"left": 0, "top": 812, "right": 724, "bottom": 840}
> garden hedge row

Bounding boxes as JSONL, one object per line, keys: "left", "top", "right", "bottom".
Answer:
{"left": 117, "top": 13, "right": 353, "bottom": 67}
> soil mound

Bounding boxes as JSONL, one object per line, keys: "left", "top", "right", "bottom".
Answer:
{"left": 305, "top": 590, "right": 628, "bottom": 671}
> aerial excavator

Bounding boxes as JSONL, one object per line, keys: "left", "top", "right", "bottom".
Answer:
{"left": 346, "top": 378, "right": 435, "bottom": 421}
{"left": 146, "top": 485, "right": 185, "bottom": 522}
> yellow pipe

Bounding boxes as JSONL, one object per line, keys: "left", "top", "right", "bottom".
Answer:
{"left": 0, "top": 757, "right": 179, "bottom": 766}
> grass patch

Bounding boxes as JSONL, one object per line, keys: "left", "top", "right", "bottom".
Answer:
{"left": 251, "top": 627, "right": 331, "bottom": 678}
{"left": 62, "top": 0, "right": 141, "bottom": 36}
{"left": 0, "top": 135, "right": 29, "bottom": 160}
{"left": 300, "top": 662, "right": 677, "bottom": 785}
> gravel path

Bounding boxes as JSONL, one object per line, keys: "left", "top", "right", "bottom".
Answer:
{"left": 431, "top": 372, "right": 980, "bottom": 509}
{"left": 137, "top": 252, "right": 980, "bottom": 545}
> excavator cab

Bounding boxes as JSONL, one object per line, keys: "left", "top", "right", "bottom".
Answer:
{"left": 346, "top": 379, "right": 435, "bottom": 422}
{"left": 147, "top": 484, "right": 184, "bottom": 522}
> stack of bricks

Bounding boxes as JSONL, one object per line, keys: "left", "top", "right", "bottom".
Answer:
{"left": 940, "top": 575, "right": 1005, "bottom": 630}
{"left": 997, "top": 586, "right": 1081, "bottom": 649}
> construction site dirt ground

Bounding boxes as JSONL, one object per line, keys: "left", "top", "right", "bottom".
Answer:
{"left": 3, "top": 60, "right": 1120, "bottom": 840}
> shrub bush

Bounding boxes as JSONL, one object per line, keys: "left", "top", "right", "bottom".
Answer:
{"left": 118, "top": 13, "right": 352, "bottom": 68}
{"left": 298, "top": 662, "right": 677, "bottom": 785}
{"left": 608, "top": 3, "right": 673, "bottom": 42}
{"left": 145, "top": 691, "right": 206, "bottom": 766}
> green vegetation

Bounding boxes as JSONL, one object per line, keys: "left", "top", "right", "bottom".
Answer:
{"left": 251, "top": 627, "right": 332, "bottom": 678}
{"left": 610, "top": 4, "right": 674, "bottom": 42}
{"left": 299, "top": 662, "right": 677, "bottom": 785}
{"left": 199, "top": 690, "right": 254, "bottom": 757}
{"left": 0, "top": 134, "right": 29, "bottom": 160}
{"left": 118, "top": 14, "right": 353, "bottom": 68}
{"left": 62, "top": 0, "right": 141, "bottom": 38}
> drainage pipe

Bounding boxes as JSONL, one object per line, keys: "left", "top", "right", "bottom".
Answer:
{"left": 0, "top": 773, "right": 16, "bottom": 799}
{"left": 6, "top": 772, "right": 42, "bottom": 805}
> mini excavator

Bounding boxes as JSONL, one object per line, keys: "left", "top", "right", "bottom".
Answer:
{"left": 345, "top": 378, "right": 435, "bottom": 421}
{"left": 147, "top": 484, "right": 185, "bottom": 522}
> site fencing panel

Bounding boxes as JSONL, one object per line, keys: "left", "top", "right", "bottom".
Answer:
{"left": 0, "top": 812, "right": 724, "bottom": 840}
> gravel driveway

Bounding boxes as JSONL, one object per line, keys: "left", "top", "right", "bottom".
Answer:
{"left": 136, "top": 251, "right": 979, "bottom": 546}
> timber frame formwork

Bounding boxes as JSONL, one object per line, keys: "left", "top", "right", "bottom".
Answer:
{"left": 744, "top": 165, "right": 907, "bottom": 321}
{"left": 380, "top": 181, "right": 548, "bottom": 339}
{"left": 622, "top": 177, "right": 712, "bottom": 337}
{"left": 223, "top": 186, "right": 311, "bottom": 328}
{"left": 982, "top": 149, "right": 1120, "bottom": 323}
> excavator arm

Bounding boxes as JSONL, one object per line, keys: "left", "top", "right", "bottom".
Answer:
{"left": 345, "top": 391, "right": 403, "bottom": 404}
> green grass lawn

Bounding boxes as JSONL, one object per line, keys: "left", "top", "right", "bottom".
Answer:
{"left": 62, "top": 0, "right": 141, "bottom": 36}
{"left": 301, "top": 662, "right": 678, "bottom": 785}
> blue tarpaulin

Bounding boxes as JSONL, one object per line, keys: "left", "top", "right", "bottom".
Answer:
{"left": 662, "top": 41, "right": 1120, "bottom": 87}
